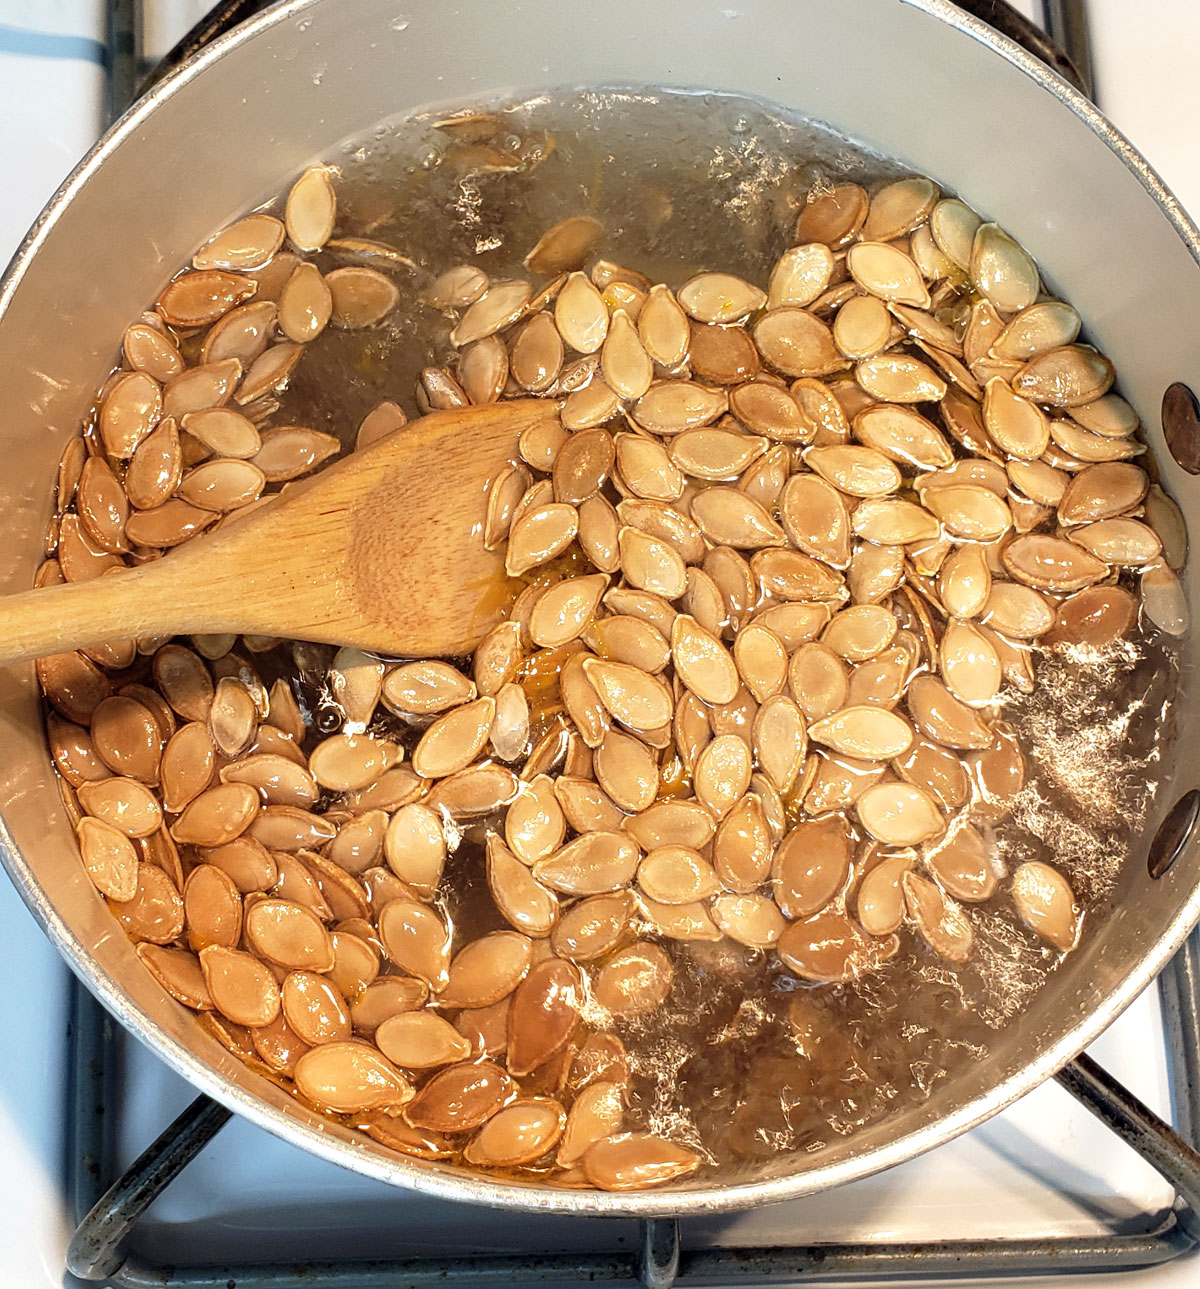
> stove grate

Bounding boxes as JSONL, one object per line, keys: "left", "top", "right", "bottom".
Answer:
{"left": 62, "top": 933, "right": 1200, "bottom": 1288}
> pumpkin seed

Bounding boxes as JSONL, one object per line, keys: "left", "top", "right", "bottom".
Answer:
{"left": 846, "top": 242, "right": 929, "bottom": 308}
{"left": 438, "top": 931, "right": 533, "bottom": 1009}
{"left": 981, "top": 582, "right": 1055, "bottom": 639}
{"left": 506, "top": 958, "right": 583, "bottom": 1076}
{"left": 928, "top": 198, "right": 980, "bottom": 269}
{"left": 615, "top": 433, "right": 685, "bottom": 501}
{"left": 796, "top": 183, "right": 868, "bottom": 247}
{"left": 199, "top": 944, "right": 281, "bottom": 1028}
{"left": 939, "top": 619, "right": 1001, "bottom": 706}
{"left": 925, "top": 821, "right": 998, "bottom": 902}
{"left": 902, "top": 871, "right": 973, "bottom": 961}
{"left": 678, "top": 272, "right": 766, "bottom": 324}
{"left": 534, "top": 831, "right": 640, "bottom": 896}
{"left": 451, "top": 280, "right": 532, "bottom": 347}
{"left": 753, "top": 307, "right": 844, "bottom": 377}
{"left": 688, "top": 319, "right": 761, "bottom": 384}
{"left": 1002, "top": 534, "right": 1109, "bottom": 592}
{"left": 1058, "top": 462, "right": 1148, "bottom": 524}
{"left": 856, "top": 854, "right": 915, "bottom": 936}
{"left": 855, "top": 353, "right": 946, "bottom": 403}
{"left": 778, "top": 910, "right": 895, "bottom": 982}
{"left": 693, "top": 734, "right": 752, "bottom": 819}
{"left": 1011, "top": 861, "right": 1080, "bottom": 950}
{"left": 601, "top": 308, "right": 654, "bottom": 400}
{"left": 970, "top": 223, "right": 1039, "bottom": 313}
{"left": 1044, "top": 585, "right": 1137, "bottom": 649}
{"left": 637, "top": 845, "right": 719, "bottom": 904}
{"left": 809, "top": 705, "right": 912, "bottom": 761}
{"left": 505, "top": 504, "right": 579, "bottom": 577}
{"left": 1069, "top": 518, "right": 1161, "bottom": 566}
{"left": 857, "top": 782, "right": 944, "bottom": 846}
{"left": 377, "top": 899, "right": 451, "bottom": 989}
{"left": 327, "top": 266, "right": 399, "bottom": 329}
{"left": 1013, "top": 346, "right": 1115, "bottom": 408}
{"left": 772, "top": 815, "right": 851, "bottom": 918}
{"left": 768, "top": 243, "right": 835, "bottom": 309}
{"left": 1140, "top": 560, "right": 1189, "bottom": 637}
{"left": 594, "top": 941, "right": 673, "bottom": 1018}
{"left": 581, "top": 1132, "right": 700, "bottom": 1191}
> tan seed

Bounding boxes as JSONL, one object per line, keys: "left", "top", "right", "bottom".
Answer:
{"left": 327, "top": 266, "right": 399, "bottom": 328}
{"left": 506, "top": 503, "right": 579, "bottom": 577}
{"left": 778, "top": 910, "right": 894, "bottom": 983}
{"left": 858, "top": 782, "right": 944, "bottom": 845}
{"left": 970, "top": 223, "right": 1040, "bottom": 313}
{"left": 855, "top": 353, "right": 947, "bottom": 403}
{"left": 377, "top": 898, "right": 451, "bottom": 989}
{"left": 678, "top": 272, "right": 766, "bottom": 324}
{"left": 1012, "top": 861, "right": 1079, "bottom": 951}
{"left": 487, "top": 835, "right": 559, "bottom": 937}
{"left": 857, "top": 854, "right": 914, "bottom": 936}
{"left": 846, "top": 241, "right": 929, "bottom": 307}
{"left": 753, "top": 307, "right": 843, "bottom": 377}
{"left": 438, "top": 931, "right": 533, "bottom": 1009}
{"left": 383, "top": 803, "right": 446, "bottom": 896}
{"left": 902, "top": 871, "right": 973, "bottom": 961}
{"left": 199, "top": 944, "right": 280, "bottom": 1028}
{"left": 294, "top": 1042, "right": 413, "bottom": 1113}
{"left": 601, "top": 308, "right": 654, "bottom": 400}
{"left": 1013, "top": 345, "right": 1115, "bottom": 408}
{"left": 693, "top": 734, "right": 752, "bottom": 819}
{"left": 533, "top": 831, "right": 640, "bottom": 896}
{"left": 406, "top": 1059, "right": 515, "bottom": 1133}
{"left": 1002, "top": 534, "right": 1108, "bottom": 592}
{"left": 285, "top": 167, "right": 337, "bottom": 251}
{"left": 507, "top": 959, "right": 583, "bottom": 1076}
{"left": 382, "top": 661, "right": 476, "bottom": 716}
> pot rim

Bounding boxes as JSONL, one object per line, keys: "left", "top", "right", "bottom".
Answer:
{"left": 2, "top": 0, "right": 1200, "bottom": 1219}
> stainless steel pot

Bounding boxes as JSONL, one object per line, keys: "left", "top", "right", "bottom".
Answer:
{"left": 2, "top": 0, "right": 1199, "bottom": 1218}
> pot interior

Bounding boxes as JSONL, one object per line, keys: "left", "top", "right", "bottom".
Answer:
{"left": 1, "top": 0, "right": 1199, "bottom": 1215}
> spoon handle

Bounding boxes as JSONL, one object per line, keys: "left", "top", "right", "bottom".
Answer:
{"left": 0, "top": 560, "right": 215, "bottom": 665}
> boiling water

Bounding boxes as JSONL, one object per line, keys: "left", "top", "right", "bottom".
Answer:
{"left": 246, "top": 88, "right": 1185, "bottom": 1178}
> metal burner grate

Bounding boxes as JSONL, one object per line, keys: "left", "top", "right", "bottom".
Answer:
{"left": 62, "top": 2, "right": 1200, "bottom": 1284}
{"left": 63, "top": 934, "right": 1200, "bottom": 1288}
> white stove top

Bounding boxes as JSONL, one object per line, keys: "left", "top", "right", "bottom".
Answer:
{"left": 2, "top": 2, "right": 1199, "bottom": 1286}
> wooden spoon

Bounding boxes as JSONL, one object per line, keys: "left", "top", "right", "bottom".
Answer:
{"left": 1, "top": 400, "right": 559, "bottom": 665}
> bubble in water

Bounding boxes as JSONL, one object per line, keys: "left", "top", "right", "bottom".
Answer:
{"left": 390, "top": 16, "right": 410, "bottom": 31}
{"left": 296, "top": 16, "right": 312, "bottom": 31}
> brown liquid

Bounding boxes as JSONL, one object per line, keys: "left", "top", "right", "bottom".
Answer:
{"left": 69, "top": 88, "right": 1183, "bottom": 1182}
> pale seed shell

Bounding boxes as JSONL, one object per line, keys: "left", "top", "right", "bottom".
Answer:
{"left": 533, "top": 831, "right": 640, "bottom": 896}
{"left": 846, "top": 241, "right": 930, "bottom": 307}
{"left": 581, "top": 1133, "right": 700, "bottom": 1192}
{"left": 902, "top": 871, "right": 973, "bottom": 961}
{"left": 602, "top": 308, "right": 654, "bottom": 400}
{"left": 678, "top": 272, "right": 766, "bottom": 324}
{"left": 1011, "top": 861, "right": 1079, "bottom": 951}
{"left": 638, "top": 285, "right": 690, "bottom": 367}
{"left": 970, "top": 223, "right": 1040, "bottom": 313}
{"left": 858, "top": 782, "right": 944, "bottom": 845}
{"left": 376, "top": 1012, "right": 472, "bottom": 1069}
{"left": 405, "top": 1060, "right": 514, "bottom": 1133}
{"left": 327, "top": 266, "right": 399, "bottom": 328}
{"left": 199, "top": 944, "right": 280, "bottom": 1028}
{"left": 1002, "top": 534, "right": 1109, "bottom": 592}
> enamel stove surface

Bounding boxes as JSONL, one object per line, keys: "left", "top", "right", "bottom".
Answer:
{"left": 1, "top": 3, "right": 1199, "bottom": 1286}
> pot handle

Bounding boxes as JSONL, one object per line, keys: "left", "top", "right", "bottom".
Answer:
{"left": 953, "top": 0, "right": 1094, "bottom": 99}
{"left": 106, "top": 0, "right": 1094, "bottom": 120}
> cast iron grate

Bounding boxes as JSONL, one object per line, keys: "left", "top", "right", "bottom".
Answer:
{"left": 65, "top": 1, "right": 1198, "bottom": 1283}
{"left": 63, "top": 933, "right": 1200, "bottom": 1288}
